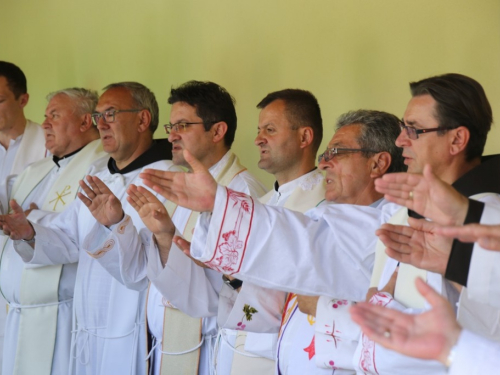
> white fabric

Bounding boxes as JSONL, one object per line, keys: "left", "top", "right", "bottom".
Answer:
{"left": 190, "top": 186, "right": 399, "bottom": 300}
{"left": 14, "top": 157, "right": 178, "bottom": 375}
{"left": 449, "top": 329, "right": 500, "bottom": 375}
{"left": 88, "top": 151, "right": 267, "bottom": 375}
{"left": 465, "top": 199, "right": 500, "bottom": 308}
{"left": 1, "top": 153, "right": 80, "bottom": 375}
{"left": 0, "top": 120, "right": 46, "bottom": 214}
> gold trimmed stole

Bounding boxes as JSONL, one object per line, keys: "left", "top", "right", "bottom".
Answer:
{"left": 7, "top": 140, "right": 104, "bottom": 375}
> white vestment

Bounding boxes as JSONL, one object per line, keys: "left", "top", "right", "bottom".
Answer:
{"left": 216, "top": 169, "right": 326, "bottom": 375}
{"left": 0, "top": 120, "right": 46, "bottom": 214}
{"left": 355, "top": 194, "right": 500, "bottom": 375}
{"left": 14, "top": 157, "right": 178, "bottom": 375}
{"left": 0, "top": 140, "right": 105, "bottom": 375}
{"left": 463, "top": 200, "right": 500, "bottom": 308}
{"left": 190, "top": 186, "right": 399, "bottom": 299}
{"left": 449, "top": 329, "right": 500, "bottom": 375}
{"left": 86, "top": 151, "right": 267, "bottom": 375}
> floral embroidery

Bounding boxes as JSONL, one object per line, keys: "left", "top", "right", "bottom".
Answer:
{"left": 326, "top": 359, "right": 338, "bottom": 369}
{"left": 207, "top": 188, "right": 254, "bottom": 273}
{"left": 324, "top": 319, "right": 342, "bottom": 348}
{"left": 236, "top": 304, "right": 258, "bottom": 331}
{"left": 87, "top": 239, "right": 115, "bottom": 259}
{"left": 117, "top": 215, "right": 131, "bottom": 234}
{"left": 330, "top": 299, "right": 348, "bottom": 309}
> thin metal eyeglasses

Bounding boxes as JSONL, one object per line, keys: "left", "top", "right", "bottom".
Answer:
{"left": 91, "top": 109, "right": 144, "bottom": 126}
{"left": 318, "top": 147, "right": 380, "bottom": 163}
{"left": 399, "top": 121, "right": 450, "bottom": 140}
{"left": 163, "top": 121, "right": 218, "bottom": 135}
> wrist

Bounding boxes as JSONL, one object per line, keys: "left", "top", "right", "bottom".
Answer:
{"left": 439, "top": 326, "right": 462, "bottom": 366}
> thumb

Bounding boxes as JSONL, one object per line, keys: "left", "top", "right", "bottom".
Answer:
{"left": 183, "top": 149, "right": 207, "bottom": 174}
{"left": 415, "top": 277, "right": 446, "bottom": 309}
{"left": 174, "top": 235, "right": 191, "bottom": 253}
{"left": 29, "top": 203, "right": 39, "bottom": 210}
{"left": 10, "top": 199, "right": 24, "bottom": 215}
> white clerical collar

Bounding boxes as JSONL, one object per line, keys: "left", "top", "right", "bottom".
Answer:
{"left": 273, "top": 168, "right": 323, "bottom": 196}
{"left": 208, "top": 150, "right": 232, "bottom": 178}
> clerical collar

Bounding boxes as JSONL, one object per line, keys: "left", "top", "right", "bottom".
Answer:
{"left": 107, "top": 138, "right": 173, "bottom": 175}
{"left": 52, "top": 146, "right": 85, "bottom": 168}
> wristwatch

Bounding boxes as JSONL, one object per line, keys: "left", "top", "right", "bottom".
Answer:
{"left": 222, "top": 275, "right": 243, "bottom": 290}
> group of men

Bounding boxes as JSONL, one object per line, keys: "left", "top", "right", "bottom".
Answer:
{"left": 0, "top": 59, "right": 498, "bottom": 375}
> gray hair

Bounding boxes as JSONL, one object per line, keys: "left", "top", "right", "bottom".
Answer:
{"left": 103, "top": 82, "right": 159, "bottom": 133}
{"left": 46, "top": 88, "right": 99, "bottom": 116}
{"left": 336, "top": 109, "right": 405, "bottom": 173}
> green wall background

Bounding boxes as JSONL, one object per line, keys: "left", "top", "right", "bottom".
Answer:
{"left": 1, "top": 0, "right": 499, "bottom": 187}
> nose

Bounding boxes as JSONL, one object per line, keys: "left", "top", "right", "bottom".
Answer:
{"left": 96, "top": 117, "right": 109, "bottom": 131}
{"left": 395, "top": 128, "right": 410, "bottom": 147}
{"left": 318, "top": 158, "right": 330, "bottom": 171}
{"left": 168, "top": 131, "right": 180, "bottom": 143}
{"left": 42, "top": 118, "right": 51, "bottom": 129}
{"left": 254, "top": 133, "right": 266, "bottom": 146}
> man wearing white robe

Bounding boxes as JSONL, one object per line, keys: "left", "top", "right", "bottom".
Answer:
{"left": 356, "top": 73, "right": 500, "bottom": 375}
{"left": 3, "top": 82, "right": 176, "bottom": 375}
{"left": 138, "top": 110, "right": 405, "bottom": 373}
{"left": 89, "top": 81, "right": 267, "bottom": 375}
{"left": 0, "top": 61, "right": 47, "bottom": 370}
{"left": 0, "top": 87, "right": 103, "bottom": 375}
{"left": 215, "top": 89, "right": 325, "bottom": 375}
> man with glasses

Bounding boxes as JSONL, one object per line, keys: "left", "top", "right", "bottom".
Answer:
{"left": 2, "top": 82, "right": 178, "bottom": 375}
{"left": 354, "top": 73, "right": 500, "bottom": 375}
{"left": 139, "top": 109, "right": 404, "bottom": 373}
{"left": 0, "top": 87, "right": 103, "bottom": 375}
{"left": 76, "top": 80, "right": 266, "bottom": 375}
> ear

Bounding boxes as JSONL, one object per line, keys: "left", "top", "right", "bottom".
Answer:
{"left": 18, "top": 93, "right": 29, "bottom": 108}
{"left": 137, "top": 109, "right": 152, "bottom": 133}
{"left": 369, "top": 151, "right": 391, "bottom": 178}
{"left": 449, "top": 126, "right": 470, "bottom": 156}
{"left": 80, "top": 113, "right": 94, "bottom": 132}
{"left": 211, "top": 121, "right": 228, "bottom": 143}
{"left": 298, "top": 127, "right": 314, "bottom": 149}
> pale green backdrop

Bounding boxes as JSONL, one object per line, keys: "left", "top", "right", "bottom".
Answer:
{"left": 1, "top": 0, "right": 499, "bottom": 187}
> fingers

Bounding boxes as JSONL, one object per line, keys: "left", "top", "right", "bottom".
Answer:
{"left": 9, "top": 199, "right": 24, "bottom": 215}
{"left": 77, "top": 192, "right": 92, "bottom": 207}
{"left": 414, "top": 278, "right": 449, "bottom": 312}
{"left": 436, "top": 224, "right": 500, "bottom": 251}
{"left": 174, "top": 236, "right": 191, "bottom": 253}
{"left": 376, "top": 224, "right": 415, "bottom": 254}
{"left": 29, "top": 203, "right": 38, "bottom": 210}
{"left": 79, "top": 178, "right": 95, "bottom": 200}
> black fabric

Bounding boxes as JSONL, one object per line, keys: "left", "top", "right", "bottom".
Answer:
{"left": 107, "top": 139, "right": 172, "bottom": 175}
{"left": 435, "top": 154, "right": 500, "bottom": 286}
{"left": 52, "top": 146, "right": 85, "bottom": 168}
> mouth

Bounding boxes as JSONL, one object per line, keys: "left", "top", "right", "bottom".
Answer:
{"left": 172, "top": 144, "right": 182, "bottom": 152}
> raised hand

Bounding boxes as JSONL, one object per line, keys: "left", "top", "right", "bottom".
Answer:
{"left": 78, "top": 175, "right": 124, "bottom": 227}
{"left": 375, "top": 165, "right": 469, "bottom": 226}
{"left": 140, "top": 150, "right": 217, "bottom": 212}
{"left": 376, "top": 218, "right": 453, "bottom": 275}
{"left": 350, "top": 278, "right": 461, "bottom": 365}
{"left": 436, "top": 223, "right": 500, "bottom": 251}
{"left": 0, "top": 199, "right": 35, "bottom": 240}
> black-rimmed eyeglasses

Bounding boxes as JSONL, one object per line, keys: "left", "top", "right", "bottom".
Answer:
{"left": 91, "top": 109, "right": 144, "bottom": 126}
{"left": 318, "top": 147, "right": 380, "bottom": 163}
{"left": 399, "top": 121, "right": 449, "bottom": 140}
{"left": 163, "top": 121, "right": 218, "bottom": 135}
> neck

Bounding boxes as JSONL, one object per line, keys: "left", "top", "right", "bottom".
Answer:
{"left": 0, "top": 116, "right": 26, "bottom": 149}
{"left": 274, "top": 160, "right": 316, "bottom": 186}
{"left": 114, "top": 137, "right": 153, "bottom": 170}
{"left": 199, "top": 147, "right": 229, "bottom": 171}
{"left": 439, "top": 157, "right": 481, "bottom": 185}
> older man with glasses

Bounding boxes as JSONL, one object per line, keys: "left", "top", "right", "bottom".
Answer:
{"left": 2, "top": 81, "right": 179, "bottom": 375}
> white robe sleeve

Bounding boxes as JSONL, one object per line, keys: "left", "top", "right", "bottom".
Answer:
{"left": 191, "top": 186, "right": 396, "bottom": 300}
{"left": 465, "top": 201, "right": 500, "bottom": 308}
{"left": 14, "top": 200, "right": 82, "bottom": 265}
{"left": 449, "top": 329, "right": 500, "bottom": 375}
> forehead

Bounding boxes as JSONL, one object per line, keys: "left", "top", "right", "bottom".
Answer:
{"left": 46, "top": 93, "right": 74, "bottom": 112}
{"left": 0, "top": 76, "right": 14, "bottom": 97}
{"left": 403, "top": 94, "right": 439, "bottom": 126}
{"left": 170, "top": 101, "right": 200, "bottom": 121}
{"left": 328, "top": 124, "right": 362, "bottom": 147}
{"left": 258, "top": 100, "right": 289, "bottom": 125}
{"left": 96, "top": 87, "right": 135, "bottom": 111}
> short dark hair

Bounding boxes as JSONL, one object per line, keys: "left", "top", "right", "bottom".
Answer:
{"left": 0, "top": 61, "right": 27, "bottom": 99}
{"left": 257, "top": 89, "right": 323, "bottom": 153}
{"left": 336, "top": 110, "right": 406, "bottom": 173}
{"left": 168, "top": 81, "right": 237, "bottom": 148}
{"left": 103, "top": 82, "right": 159, "bottom": 134}
{"left": 410, "top": 73, "right": 492, "bottom": 161}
